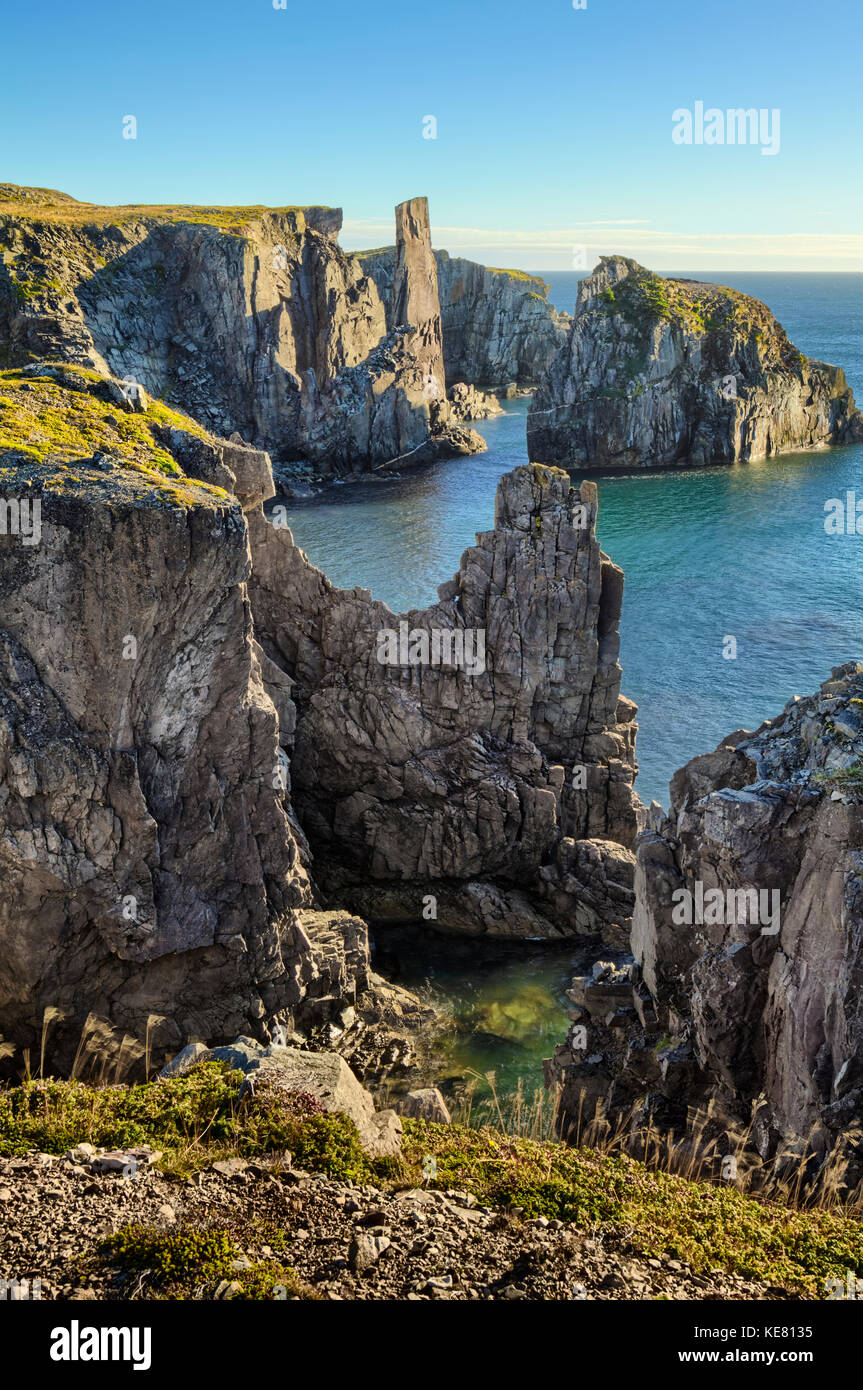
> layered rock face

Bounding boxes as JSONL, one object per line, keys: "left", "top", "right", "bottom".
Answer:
{"left": 546, "top": 663, "right": 863, "bottom": 1169}
{"left": 0, "top": 397, "right": 320, "bottom": 1069}
{"left": 247, "top": 463, "right": 640, "bottom": 941}
{"left": 435, "top": 254, "right": 570, "bottom": 390}
{"left": 528, "top": 257, "right": 863, "bottom": 468}
{"left": 0, "top": 366, "right": 423, "bottom": 1075}
{"left": 0, "top": 187, "right": 479, "bottom": 475}
{"left": 358, "top": 247, "right": 569, "bottom": 391}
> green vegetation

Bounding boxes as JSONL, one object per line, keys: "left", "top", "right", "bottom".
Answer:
{"left": 8, "top": 274, "right": 65, "bottom": 304}
{"left": 813, "top": 759, "right": 863, "bottom": 789}
{"left": 92, "top": 1224, "right": 316, "bottom": 1300}
{"left": 0, "top": 1056, "right": 369, "bottom": 1178}
{"left": 0, "top": 1064, "right": 374, "bottom": 1180}
{"left": 0, "top": 365, "right": 230, "bottom": 506}
{"left": 0, "top": 185, "right": 335, "bottom": 238}
{"left": 400, "top": 1122, "right": 863, "bottom": 1296}
{"left": 2, "top": 1063, "right": 862, "bottom": 1296}
{"left": 485, "top": 266, "right": 547, "bottom": 289}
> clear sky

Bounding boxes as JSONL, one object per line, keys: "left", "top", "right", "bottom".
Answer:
{"left": 2, "top": 0, "right": 861, "bottom": 271}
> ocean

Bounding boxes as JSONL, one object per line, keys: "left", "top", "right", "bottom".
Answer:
{"left": 280, "top": 270, "right": 862, "bottom": 1100}
{"left": 282, "top": 270, "right": 863, "bottom": 808}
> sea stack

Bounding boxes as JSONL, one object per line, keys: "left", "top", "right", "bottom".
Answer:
{"left": 528, "top": 256, "right": 863, "bottom": 468}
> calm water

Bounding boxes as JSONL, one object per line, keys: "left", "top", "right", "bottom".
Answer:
{"left": 282, "top": 272, "right": 863, "bottom": 808}
{"left": 282, "top": 272, "right": 863, "bottom": 1097}
{"left": 371, "top": 925, "right": 607, "bottom": 1107}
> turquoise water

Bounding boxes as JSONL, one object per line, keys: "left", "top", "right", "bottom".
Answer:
{"left": 280, "top": 272, "right": 863, "bottom": 807}
{"left": 282, "top": 271, "right": 862, "bottom": 1099}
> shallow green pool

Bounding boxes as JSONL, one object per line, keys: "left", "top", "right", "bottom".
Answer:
{"left": 371, "top": 923, "right": 605, "bottom": 1114}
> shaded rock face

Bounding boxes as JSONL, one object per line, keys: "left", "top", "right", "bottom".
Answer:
{"left": 547, "top": 662, "right": 863, "bottom": 1165}
{"left": 247, "top": 463, "right": 640, "bottom": 940}
{"left": 357, "top": 248, "right": 569, "bottom": 390}
{"left": 528, "top": 257, "right": 863, "bottom": 469}
{"left": 0, "top": 435, "right": 318, "bottom": 1070}
{"left": 0, "top": 193, "right": 479, "bottom": 475}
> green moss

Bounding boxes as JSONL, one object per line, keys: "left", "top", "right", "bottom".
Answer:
{"left": 400, "top": 1121, "right": 863, "bottom": 1296}
{"left": 0, "top": 365, "right": 221, "bottom": 498}
{"left": 94, "top": 1224, "right": 316, "bottom": 1300}
{"left": 5, "top": 1066, "right": 861, "bottom": 1297}
{"left": 104, "top": 1225, "right": 239, "bottom": 1282}
{"left": 485, "top": 266, "right": 547, "bottom": 290}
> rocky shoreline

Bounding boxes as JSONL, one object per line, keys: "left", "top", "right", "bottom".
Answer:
{"left": 528, "top": 257, "right": 863, "bottom": 469}
{"left": 1, "top": 184, "right": 862, "bottom": 1262}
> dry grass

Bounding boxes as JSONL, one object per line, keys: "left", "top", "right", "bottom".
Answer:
{"left": 0, "top": 185, "right": 334, "bottom": 234}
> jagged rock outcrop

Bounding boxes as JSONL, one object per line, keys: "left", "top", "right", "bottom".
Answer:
{"left": 357, "top": 246, "right": 569, "bottom": 390}
{"left": 546, "top": 662, "right": 863, "bottom": 1174}
{"left": 447, "top": 382, "right": 504, "bottom": 422}
{"left": 392, "top": 196, "right": 447, "bottom": 403}
{"left": 247, "top": 462, "right": 640, "bottom": 940}
{"left": 0, "top": 186, "right": 480, "bottom": 476}
{"left": 0, "top": 395, "right": 313, "bottom": 1070}
{"left": 528, "top": 257, "right": 863, "bottom": 468}
{"left": 0, "top": 366, "right": 429, "bottom": 1075}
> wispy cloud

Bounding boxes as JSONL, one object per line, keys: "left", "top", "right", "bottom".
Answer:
{"left": 342, "top": 220, "right": 863, "bottom": 272}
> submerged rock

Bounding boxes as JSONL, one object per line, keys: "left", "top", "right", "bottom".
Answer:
{"left": 528, "top": 257, "right": 863, "bottom": 469}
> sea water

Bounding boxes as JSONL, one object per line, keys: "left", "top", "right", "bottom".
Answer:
{"left": 281, "top": 271, "right": 862, "bottom": 1100}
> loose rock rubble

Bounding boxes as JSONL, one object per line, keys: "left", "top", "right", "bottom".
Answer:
{"left": 0, "top": 1153, "right": 800, "bottom": 1302}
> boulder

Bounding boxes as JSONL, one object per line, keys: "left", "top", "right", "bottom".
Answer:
{"left": 213, "top": 1041, "right": 403, "bottom": 1158}
{"left": 394, "top": 1088, "right": 452, "bottom": 1124}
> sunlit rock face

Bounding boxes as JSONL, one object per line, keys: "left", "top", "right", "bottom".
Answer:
{"left": 528, "top": 257, "right": 863, "bottom": 469}
{"left": 357, "top": 246, "right": 570, "bottom": 391}
{"left": 0, "top": 188, "right": 481, "bottom": 475}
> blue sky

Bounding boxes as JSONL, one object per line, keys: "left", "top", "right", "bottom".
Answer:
{"left": 2, "top": 0, "right": 861, "bottom": 270}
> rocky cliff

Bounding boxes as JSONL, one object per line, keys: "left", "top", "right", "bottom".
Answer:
{"left": 528, "top": 257, "right": 863, "bottom": 468}
{"left": 546, "top": 662, "right": 863, "bottom": 1178}
{"left": 0, "top": 363, "right": 426, "bottom": 1074}
{"left": 0, "top": 187, "right": 480, "bottom": 477}
{"left": 356, "top": 248, "right": 569, "bottom": 391}
{"left": 247, "top": 463, "right": 640, "bottom": 942}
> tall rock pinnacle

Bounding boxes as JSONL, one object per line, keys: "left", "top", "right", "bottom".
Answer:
{"left": 392, "top": 196, "right": 447, "bottom": 405}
